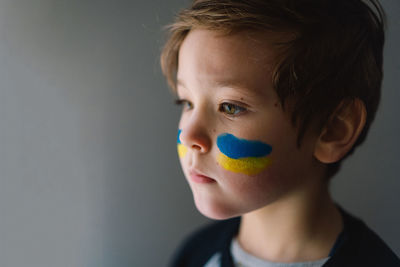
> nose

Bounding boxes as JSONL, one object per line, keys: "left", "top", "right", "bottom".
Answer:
{"left": 179, "top": 114, "right": 212, "bottom": 154}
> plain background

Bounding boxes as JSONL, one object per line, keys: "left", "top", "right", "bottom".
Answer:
{"left": 0, "top": 0, "right": 398, "bottom": 266}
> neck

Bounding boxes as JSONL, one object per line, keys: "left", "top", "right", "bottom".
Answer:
{"left": 238, "top": 180, "right": 343, "bottom": 263}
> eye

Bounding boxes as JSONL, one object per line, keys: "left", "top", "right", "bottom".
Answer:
{"left": 219, "top": 102, "right": 247, "bottom": 116}
{"left": 175, "top": 99, "right": 193, "bottom": 111}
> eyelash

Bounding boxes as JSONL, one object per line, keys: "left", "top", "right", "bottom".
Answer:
{"left": 219, "top": 102, "right": 247, "bottom": 116}
{"left": 175, "top": 99, "right": 193, "bottom": 110}
{"left": 175, "top": 99, "right": 247, "bottom": 117}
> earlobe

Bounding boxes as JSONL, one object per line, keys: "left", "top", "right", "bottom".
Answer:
{"left": 314, "top": 98, "right": 366, "bottom": 164}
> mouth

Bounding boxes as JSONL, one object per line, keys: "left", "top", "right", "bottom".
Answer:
{"left": 189, "top": 169, "right": 216, "bottom": 184}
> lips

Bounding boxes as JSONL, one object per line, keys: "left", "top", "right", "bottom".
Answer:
{"left": 189, "top": 169, "right": 216, "bottom": 184}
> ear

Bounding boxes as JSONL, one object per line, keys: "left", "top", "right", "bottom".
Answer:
{"left": 314, "top": 98, "right": 366, "bottom": 164}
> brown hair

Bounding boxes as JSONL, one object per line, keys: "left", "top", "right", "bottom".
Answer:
{"left": 160, "top": 0, "right": 385, "bottom": 178}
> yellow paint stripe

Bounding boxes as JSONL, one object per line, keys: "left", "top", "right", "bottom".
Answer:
{"left": 177, "top": 144, "right": 188, "bottom": 158}
{"left": 217, "top": 153, "right": 271, "bottom": 175}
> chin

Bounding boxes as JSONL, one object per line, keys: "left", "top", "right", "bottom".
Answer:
{"left": 193, "top": 195, "right": 243, "bottom": 220}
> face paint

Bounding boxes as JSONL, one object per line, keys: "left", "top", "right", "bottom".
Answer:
{"left": 177, "top": 129, "right": 188, "bottom": 158}
{"left": 217, "top": 133, "right": 272, "bottom": 175}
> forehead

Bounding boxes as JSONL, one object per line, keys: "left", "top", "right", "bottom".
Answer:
{"left": 177, "top": 29, "right": 279, "bottom": 95}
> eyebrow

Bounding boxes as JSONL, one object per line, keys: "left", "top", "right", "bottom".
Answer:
{"left": 215, "top": 80, "right": 268, "bottom": 100}
{"left": 176, "top": 79, "right": 267, "bottom": 103}
{"left": 177, "top": 78, "right": 265, "bottom": 99}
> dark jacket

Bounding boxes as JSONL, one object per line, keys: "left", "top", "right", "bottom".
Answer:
{"left": 170, "top": 208, "right": 400, "bottom": 267}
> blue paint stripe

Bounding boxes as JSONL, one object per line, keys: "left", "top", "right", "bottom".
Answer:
{"left": 177, "top": 129, "right": 182, "bottom": 144}
{"left": 217, "top": 133, "right": 272, "bottom": 159}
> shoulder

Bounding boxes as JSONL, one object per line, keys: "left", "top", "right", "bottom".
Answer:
{"left": 169, "top": 217, "right": 240, "bottom": 267}
{"left": 325, "top": 207, "right": 400, "bottom": 267}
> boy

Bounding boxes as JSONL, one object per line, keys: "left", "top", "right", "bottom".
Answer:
{"left": 160, "top": 0, "right": 400, "bottom": 266}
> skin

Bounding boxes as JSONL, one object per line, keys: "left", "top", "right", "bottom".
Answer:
{"left": 176, "top": 29, "right": 343, "bottom": 262}
{"left": 216, "top": 133, "right": 272, "bottom": 175}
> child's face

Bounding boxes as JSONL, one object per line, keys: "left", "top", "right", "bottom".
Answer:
{"left": 176, "top": 29, "right": 322, "bottom": 220}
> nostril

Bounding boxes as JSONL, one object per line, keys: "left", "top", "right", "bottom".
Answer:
{"left": 191, "top": 144, "right": 202, "bottom": 150}
{"left": 179, "top": 128, "right": 211, "bottom": 153}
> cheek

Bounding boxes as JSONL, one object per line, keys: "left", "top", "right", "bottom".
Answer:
{"left": 217, "top": 153, "right": 271, "bottom": 175}
{"left": 216, "top": 133, "right": 273, "bottom": 175}
{"left": 177, "top": 129, "right": 188, "bottom": 158}
{"left": 177, "top": 144, "right": 187, "bottom": 158}
{"left": 218, "top": 168, "right": 283, "bottom": 205}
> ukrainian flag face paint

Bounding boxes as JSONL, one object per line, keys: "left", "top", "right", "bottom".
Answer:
{"left": 177, "top": 129, "right": 188, "bottom": 158}
{"left": 217, "top": 133, "right": 272, "bottom": 175}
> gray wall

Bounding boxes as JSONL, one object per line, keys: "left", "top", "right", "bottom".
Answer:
{"left": 0, "top": 0, "right": 398, "bottom": 266}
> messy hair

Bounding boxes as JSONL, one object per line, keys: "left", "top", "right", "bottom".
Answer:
{"left": 160, "top": 0, "right": 385, "bottom": 178}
